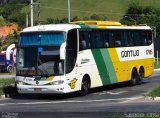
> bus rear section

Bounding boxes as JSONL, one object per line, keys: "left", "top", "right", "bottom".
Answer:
{"left": 0, "top": 51, "right": 15, "bottom": 73}
{"left": 0, "top": 52, "right": 6, "bottom": 72}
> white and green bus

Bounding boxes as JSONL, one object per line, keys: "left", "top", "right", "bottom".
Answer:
{"left": 16, "top": 21, "right": 154, "bottom": 95}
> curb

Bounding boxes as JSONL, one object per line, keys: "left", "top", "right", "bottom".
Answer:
{"left": 154, "top": 68, "right": 160, "bottom": 71}
{"left": 0, "top": 95, "right": 5, "bottom": 99}
{"left": 153, "top": 97, "right": 160, "bottom": 100}
{"left": 145, "top": 96, "right": 160, "bottom": 101}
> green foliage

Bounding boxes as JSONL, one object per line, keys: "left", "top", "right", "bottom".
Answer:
{"left": 0, "top": 16, "right": 6, "bottom": 26}
{"left": 148, "top": 86, "right": 160, "bottom": 97}
{"left": 120, "top": 1, "right": 160, "bottom": 39}
{"left": 0, "top": 78, "right": 15, "bottom": 96}
{"left": 46, "top": 17, "right": 68, "bottom": 24}
{"left": 154, "top": 58, "right": 160, "bottom": 69}
{"left": 71, "top": 16, "right": 80, "bottom": 22}
{"left": 90, "top": 14, "right": 107, "bottom": 20}
{"left": 0, "top": 78, "right": 15, "bottom": 86}
{"left": 6, "top": 34, "right": 19, "bottom": 44}
{"left": 9, "top": 12, "right": 26, "bottom": 26}
{"left": 0, "top": 1, "right": 29, "bottom": 26}
{"left": 0, "top": 33, "right": 19, "bottom": 52}
{"left": 45, "top": 14, "right": 107, "bottom": 24}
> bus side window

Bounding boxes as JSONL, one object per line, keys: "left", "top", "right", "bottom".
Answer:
{"left": 127, "top": 32, "right": 134, "bottom": 46}
{"left": 147, "top": 31, "right": 152, "bottom": 45}
{"left": 92, "top": 31, "right": 103, "bottom": 48}
{"left": 141, "top": 30, "right": 152, "bottom": 46}
{"left": 141, "top": 31, "right": 148, "bottom": 46}
{"left": 81, "top": 40, "right": 86, "bottom": 49}
{"left": 105, "top": 42, "right": 109, "bottom": 47}
{"left": 108, "top": 31, "right": 114, "bottom": 47}
{"left": 79, "top": 31, "right": 90, "bottom": 50}
{"left": 103, "top": 31, "right": 109, "bottom": 48}
{"left": 133, "top": 31, "right": 140, "bottom": 46}
{"left": 124, "top": 31, "right": 128, "bottom": 46}
{"left": 113, "top": 31, "right": 122, "bottom": 47}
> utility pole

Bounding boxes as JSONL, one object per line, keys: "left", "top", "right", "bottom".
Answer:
{"left": 68, "top": 0, "right": 71, "bottom": 23}
{"left": 26, "top": 13, "right": 29, "bottom": 27}
{"left": 37, "top": 1, "right": 41, "bottom": 25}
{"left": 30, "top": 0, "right": 34, "bottom": 26}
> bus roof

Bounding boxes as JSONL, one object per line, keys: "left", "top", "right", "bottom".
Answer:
{"left": 22, "top": 21, "right": 152, "bottom": 33}
{"left": 71, "top": 20, "right": 152, "bottom": 30}
{"left": 106, "top": 26, "right": 152, "bottom": 30}
{"left": 22, "top": 24, "right": 80, "bottom": 33}
{"left": 70, "top": 20, "right": 122, "bottom": 26}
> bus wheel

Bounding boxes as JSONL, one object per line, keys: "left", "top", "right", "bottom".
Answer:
{"left": 137, "top": 69, "right": 144, "bottom": 85}
{"left": 80, "top": 76, "right": 90, "bottom": 96}
{"left": 130, "top": 69, "right": 137, "bottom": 86}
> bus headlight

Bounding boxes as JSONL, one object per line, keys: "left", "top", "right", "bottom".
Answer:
{"left": 51, "top": 80, "right": 64, "bottom": 85}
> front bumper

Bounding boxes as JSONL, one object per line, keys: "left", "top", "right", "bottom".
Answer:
{"left": 17, "top": 84, "right": 66, "bottom": 94}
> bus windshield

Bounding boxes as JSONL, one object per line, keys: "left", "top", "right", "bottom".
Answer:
{"left": 17, "top": 32, "right": 65, "bottom": 76}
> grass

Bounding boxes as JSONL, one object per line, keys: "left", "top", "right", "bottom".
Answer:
{"left": 148, "top": 86, "right": 160, "bottom": 97}
{"left": 23, "top": 0, "right": 160, "bottom": 22}
{"left": 0, "top": 78, "right": 15, "bottom": 96}
{"left": 154, "top": 58, "right": 160, "bottom": 69}
{"left": 155, "top": 63, "right": 160, "bottom": 69}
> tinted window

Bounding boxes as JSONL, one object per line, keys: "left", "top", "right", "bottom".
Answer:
{"left": 79, "top": 29, "right": 152, "bottom": 51}
{"left": 20, "top": 32, "right": 64, "bottom": 46}
{"left": 66, "top": 29, "right": 78, "bottom": 73}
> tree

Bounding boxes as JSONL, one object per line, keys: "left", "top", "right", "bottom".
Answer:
{"left": 120, "top": 1, "right": 160, "bottom": 38}
{"left": 0, "top": 16, "right": 6, "bottom": 26}
{"left": 0, "top": 0, "right": 29, "bottom": 27}
{"left": 90, "top": 14, "right": 107, "bottom": 20}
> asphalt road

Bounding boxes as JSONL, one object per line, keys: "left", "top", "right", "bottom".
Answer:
{"left": 0, "top": 71, "right": 160, "bottom": 118}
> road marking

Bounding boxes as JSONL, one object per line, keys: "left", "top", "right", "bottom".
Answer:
{"left": 119, "top": 96, "right": 143, "bottom": 103}
{"left": 99, "top": 91, "right": 128, "bottom": 95}
{"left": 93, "top": 90, "right": 128, "bottom": 95}
{"left": 0, "top": 97, "right": 143, "bottom": 106}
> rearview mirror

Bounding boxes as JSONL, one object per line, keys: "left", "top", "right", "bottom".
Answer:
{"left": 60, "top": 42, "right": 66, "bottom": 60}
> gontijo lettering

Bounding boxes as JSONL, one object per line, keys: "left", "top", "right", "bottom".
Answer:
{"left": 121, "top": 50, "right": 139, "bottom": 58}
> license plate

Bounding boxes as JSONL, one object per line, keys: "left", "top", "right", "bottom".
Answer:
{"left": 34, "top": 88, "right": 41, "bottom": 92}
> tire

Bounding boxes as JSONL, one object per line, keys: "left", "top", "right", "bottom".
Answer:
{"left": 80, "top": 77, "right": 90, "bottom": 96}
{"left": 130, "top": 69, "right": 137, "bottom": 86}
{"left": 137, "top": 69, "right": 144, "bottom": 85}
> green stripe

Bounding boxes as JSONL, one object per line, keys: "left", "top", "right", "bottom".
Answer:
{"left": 34, "top": 77, "right": 47, "bottom": 81}
{"left": 91, "top": 49, "right": 117, "bottom": 85}
{"left": 79, "top": 25, "right": 97, "bottom": 28}
{"left": 100, "top": 49, "right": 117, "bottom": 83}
{"left": 79, "top": 25, "right": 90, "bottom": 28}
{"left": 91, "top": 49, "right": 111, "bottom": 85}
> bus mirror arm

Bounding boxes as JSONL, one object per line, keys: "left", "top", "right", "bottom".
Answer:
{"left": 60, "top": 42, "right": 66, "bottom": 60}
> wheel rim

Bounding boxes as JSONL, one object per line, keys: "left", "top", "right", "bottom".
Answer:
{"left": 131, "top": 70, "right": 137, "bottom": 85}
{"left": 138, "top": 69, "right": 144, "bottom": 84}
{"left": 81, "top": 79, "right": 89, "bottom": 95}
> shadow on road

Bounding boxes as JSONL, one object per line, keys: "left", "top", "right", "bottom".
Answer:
{"left": 90, "top": 81, "right": 149, "bottom": 94}
{"left": 2, "top": 81, "right": 150, "bottom": 100}
{"left": 2, "top": 85, "right": 18, "bottom": 98}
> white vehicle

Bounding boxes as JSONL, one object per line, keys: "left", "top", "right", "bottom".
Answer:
{"left": 16, "top": 21, "right": 154, "bottom": 95}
